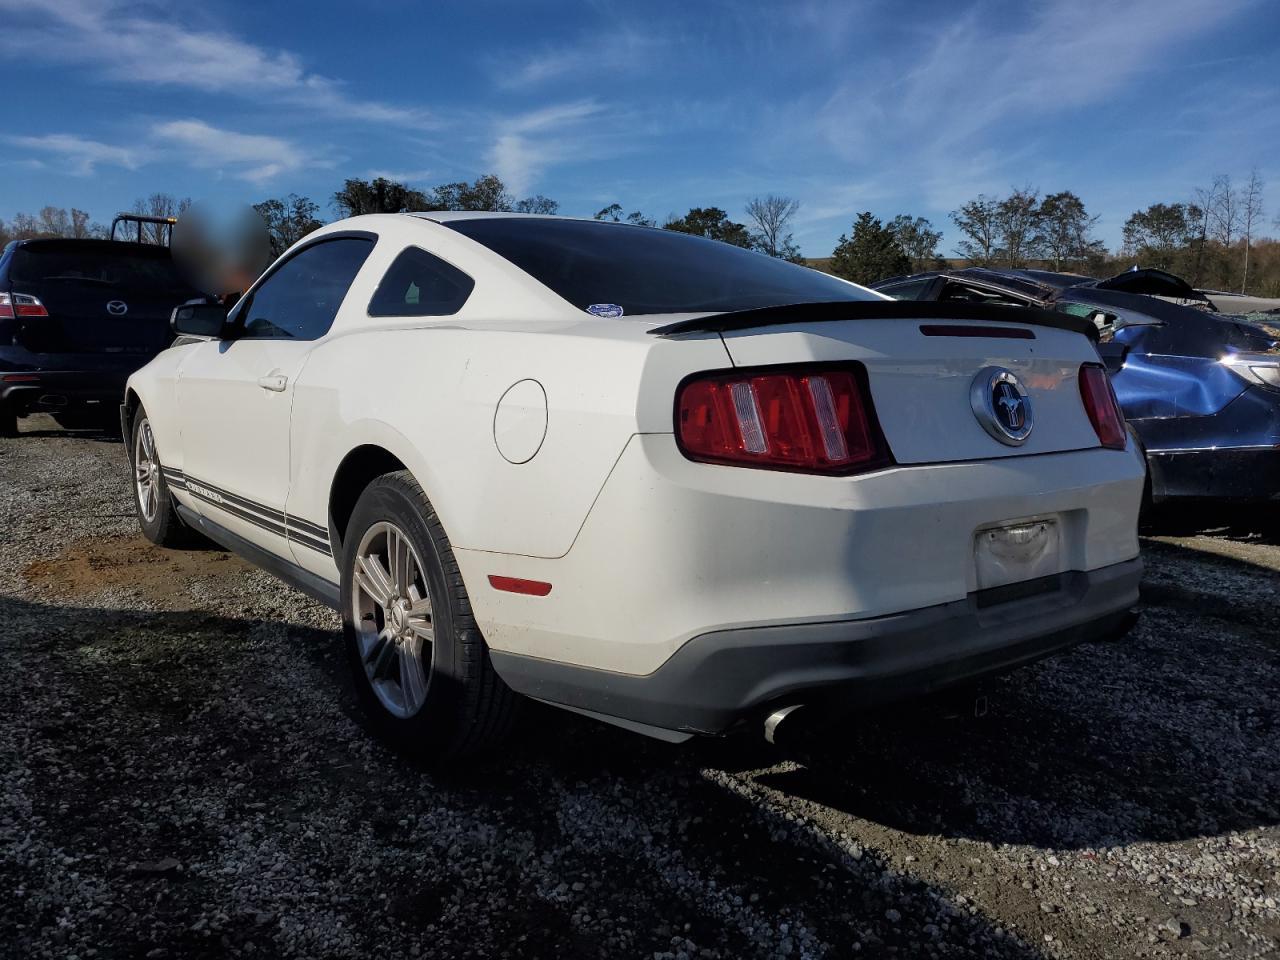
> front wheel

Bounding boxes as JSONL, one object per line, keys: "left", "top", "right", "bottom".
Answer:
{"left": 341, "top": 471, "right": 518, "bottom": 759}
{"left": 131, "top": 407, "right": 200, "bottom": 547}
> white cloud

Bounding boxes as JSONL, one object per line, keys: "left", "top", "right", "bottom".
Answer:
{"left": 12, "top": 118, "right": 320, "bottom": 185}
{"left": 152, "top": 120, "right": 310, "bottom": 184}
{"left": 496, "top": 28, "right": 660, "bottom": 90}
{"left": 813, "top": 0, "right": 1249, "bottom": 166}
{"left": 11, "top": 133, "right": 138, "bottom": 175}
{"left": 0, "top": 0, "right": 431, "bottom": 126}
{"left": 487, "top": 100, "right": 608, "bottom": 195}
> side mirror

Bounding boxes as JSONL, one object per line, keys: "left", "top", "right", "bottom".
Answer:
{"left": 171, "top": 302, "right": 227, "bottom": 338}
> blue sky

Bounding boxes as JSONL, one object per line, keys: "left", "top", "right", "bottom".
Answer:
{"left": 2, "top": 0, "right": 1277, "bottom": 256}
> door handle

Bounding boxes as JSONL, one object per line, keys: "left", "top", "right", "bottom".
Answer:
{"left": 257, "top": 372, "right": 288, "bottom": 392}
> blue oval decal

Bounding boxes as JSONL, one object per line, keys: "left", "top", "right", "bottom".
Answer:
{"left": 586, "top": 303, "right": 624, "bottom": 318}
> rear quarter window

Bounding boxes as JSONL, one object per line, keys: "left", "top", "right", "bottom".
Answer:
{"left": 368, "top": 246, "right": 474, "bottom": 317}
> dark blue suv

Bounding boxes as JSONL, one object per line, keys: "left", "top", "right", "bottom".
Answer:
{"left": 0, "top": 237, "right": 201, "bottom": 435}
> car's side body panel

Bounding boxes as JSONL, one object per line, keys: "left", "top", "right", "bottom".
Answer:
{"left": 285, "top": 321, "right": 732, "bottom": 583}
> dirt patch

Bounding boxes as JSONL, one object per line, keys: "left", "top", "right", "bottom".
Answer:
{"left": 23, "top": 533, "right": 253, "bottom": 605}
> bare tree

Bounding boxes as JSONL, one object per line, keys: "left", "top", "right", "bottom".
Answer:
{"left": 1240, "top": 168, "right": 1265, "bottom": 293}
{"left": 131, "top": 193, "right": 191, "bottom": 243}
{"left": 745, "top": 195, "right": 801, "bottom": 259}
{"left": 37, "top": 206, "right": 71, "bottom": 237}
{"left": 1188, "top": 180, "right": 1221, "bottom": 286}
{"left": 1207, "top": 174, "right": 1238, "bottom": 248}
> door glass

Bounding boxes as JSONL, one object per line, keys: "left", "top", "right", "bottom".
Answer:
{"left": 238, "top": 237, "right": 374, "bottom": 340}
{"left": 368, "top": 246, "right": 475, "bottom": 317}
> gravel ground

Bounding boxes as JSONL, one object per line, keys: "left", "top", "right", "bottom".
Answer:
{"left": 1, "top": 414, "right": 1278, "bottom": 959}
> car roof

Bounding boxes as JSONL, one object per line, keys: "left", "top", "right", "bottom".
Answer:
{"left": 13, "top": 237, "right": 169, "bottom": 253}
{"left": 406, "top": 211, "right": 595, "bottom": 224}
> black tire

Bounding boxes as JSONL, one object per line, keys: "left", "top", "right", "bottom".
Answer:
{"left": 341, "top": 470, "right": 518, "bottom": 760}
{"left": 130, "top": 406, "right": 201, "bottom": 548}
{"left": 0, "top": 402, "right": 16, "bottom": 438}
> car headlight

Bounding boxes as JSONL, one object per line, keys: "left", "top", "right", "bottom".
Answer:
{"left": 1221, "top": 353, "right": 1280, "bottom": 390}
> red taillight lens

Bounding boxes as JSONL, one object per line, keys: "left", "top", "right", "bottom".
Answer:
{"left": 676, "top": 364, "right": 892, "bottom": 474}
{"left": 1079, "top": 363, "right": 1126, "bottom": 450}
{"left": 0, "top": 293, "right": 48, "bottom": 319}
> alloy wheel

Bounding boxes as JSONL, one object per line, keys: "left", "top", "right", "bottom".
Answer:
{"left": 351, "top": 521, "right": 435, "bottom": 718}
{"left": 134, "top": 419, "right": 161, "bottom": 523}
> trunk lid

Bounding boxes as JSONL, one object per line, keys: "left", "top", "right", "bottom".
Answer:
{"left": 699, "top": 307, "right": 1105, "bottom": 464}
{"left": 8, "top": 240, "right": 201, "bottom": 355}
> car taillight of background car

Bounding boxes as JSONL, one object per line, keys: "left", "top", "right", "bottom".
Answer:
{"left": 0, "top": 293, "right": 48, "bottom": 318}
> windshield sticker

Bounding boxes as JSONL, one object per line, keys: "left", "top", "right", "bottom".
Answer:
{"left": 586, "top": 303, "right": 624, "bottom": 318}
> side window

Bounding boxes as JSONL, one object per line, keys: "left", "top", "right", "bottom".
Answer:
{"left": 368, "top": 246, "right": 475, "bottom": 317}
{"left": 238, "top": 237, "right": 375, "bottom": 340}
{"left": 877, "top": 278, "right": 931, "bottom": 300}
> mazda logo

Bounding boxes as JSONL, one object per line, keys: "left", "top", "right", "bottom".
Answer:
{"left": 106, "top": 300, "right": 128, "bottom": 316}
{"left": 970, "top": 367, "right": 1034, "bottom": 445}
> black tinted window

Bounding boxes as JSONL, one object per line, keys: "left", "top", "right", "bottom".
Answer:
{"left": 939, "top": 281, "right": 1029, "bottom": 307}
{"left": 446, "top": 218, "right": 876, "bottom": 315}
{"left": 368, "top": 246, "right": 474, "bottom": 316}
{"left": 10, "top": 241, "right": 196, "bottom": 295}
{"left": 878, "top": 278, "right": 932, "bottom": 300}
{"left": 238, "top": 237, "right": 374, "bottom": 340}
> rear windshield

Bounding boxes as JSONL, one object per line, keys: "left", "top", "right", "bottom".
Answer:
{"left": 445, "top": 217, "right": 877, "bottom": 315}
{"left": 10, "top": 242, "right": 195, "bottom": 295}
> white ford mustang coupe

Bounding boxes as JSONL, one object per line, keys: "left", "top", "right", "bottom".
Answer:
{"left": 123, "top": 213, "right": 1144, "bottom": 757}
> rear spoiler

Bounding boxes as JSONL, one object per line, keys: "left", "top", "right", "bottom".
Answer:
{"left": 647, "top": 301, "right": 1099, "bottom": 342}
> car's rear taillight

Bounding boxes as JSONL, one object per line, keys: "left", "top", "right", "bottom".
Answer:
{"left": 1079, "top": 363, "right": 1126, "bottom": 450}
{"left": 676, "top": 364, "right": 892, "bottom": 474}
{"left": 0, "top": 293, "right": 48, "bottom": 319}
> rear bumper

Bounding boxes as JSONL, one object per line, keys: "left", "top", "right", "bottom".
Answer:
{"left": 491, "top": 556, "right": 1142, "bottom": 737}
{"left": 1147, "top": 446, "right": 1280, "bottom": 502}
{"left": 0, "top": 349, "right": 143, "bottom": 414}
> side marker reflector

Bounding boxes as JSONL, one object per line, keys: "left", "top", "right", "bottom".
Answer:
{"left": 488, "top": 575, "right": 552, "bottom": 596}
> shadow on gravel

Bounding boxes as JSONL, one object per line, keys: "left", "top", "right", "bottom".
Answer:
{"left": 12, "top": 423, "right": 123, "bottom": 443}
{"left": 733, "top": 538, "right": 1280, "bottom": 850}
{"left": 1142, "top": 502, "right": 1280, "bottom": 545}
{"left": 0, "top": 592, "right": 1049, "bottom": 959}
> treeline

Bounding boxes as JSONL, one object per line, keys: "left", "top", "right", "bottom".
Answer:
{"left": 6, "top": 169, "right": 1278, "bottom": 295}
{"left": 0, "top": 174, "right": 809, "bottom": 266}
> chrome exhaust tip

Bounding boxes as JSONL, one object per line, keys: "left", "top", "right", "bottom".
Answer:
{"left": 764, "top": 704, "right": 805, "bottom": 745}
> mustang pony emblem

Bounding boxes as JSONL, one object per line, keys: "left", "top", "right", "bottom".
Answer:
{"left": 971, "top": 367, "right": 1034, "bottom": 445}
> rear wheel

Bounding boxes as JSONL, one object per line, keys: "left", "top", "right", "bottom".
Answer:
{"left": 341, "top": 471, "right": 518, "bottom": 759}
{"left": 131, "top": 407, "right": 200, "bottom": 547}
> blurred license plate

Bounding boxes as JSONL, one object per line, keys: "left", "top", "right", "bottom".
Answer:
{"left": 974, "top": 519, "right": 1061, "bottom": 590}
